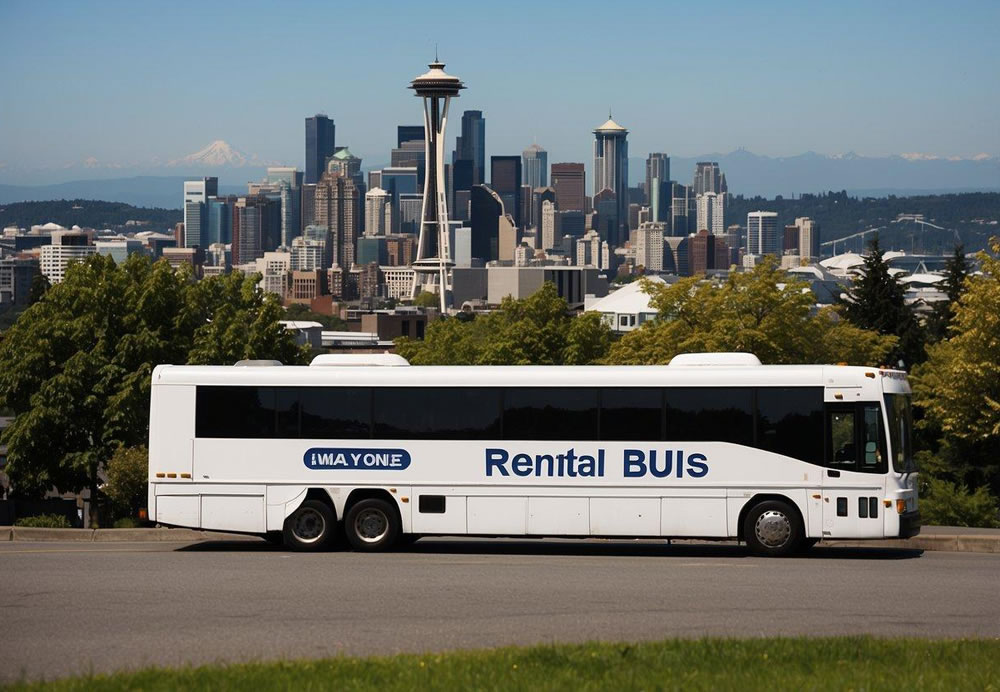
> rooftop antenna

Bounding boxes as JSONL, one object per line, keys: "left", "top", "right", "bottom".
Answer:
{"left": 435, "top": 43, "right": 439, "bottom": 62}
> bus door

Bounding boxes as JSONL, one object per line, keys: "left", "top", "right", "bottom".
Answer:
{"left": 822, "top": 403, "right": 887, "bottom": 539}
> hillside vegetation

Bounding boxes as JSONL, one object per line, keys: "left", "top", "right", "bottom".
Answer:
{"left": 0, "top": 199, "right": 180, "bottom": 232}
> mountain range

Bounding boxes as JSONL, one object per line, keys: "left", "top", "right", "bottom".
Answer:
{"left": 0, "top": 142, "right": 997, "bottom": 207}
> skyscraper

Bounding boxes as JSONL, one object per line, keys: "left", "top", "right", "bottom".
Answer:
{"left": 746, "top": 211, "right": 779, "bottom": 259}
{"left": 454, "top": 110, "right": 485, "bottom": 186}
{"left": 694, "top": 162, "right": 726, "bottom": 195}
{"left": 795, "top": 217, "right": 821, "bottom": 261}
{"left": 522, "top": 144, "right": 548, "bottom": 189}
{"left": 397, "top": 125, "right": 424, "bottom": 147}
{"left": 593, "top": 115, "right": 629, "bottom": 247}
{"left": 409, "top": 58, "right": 464, "bottom": 308}
{"left": 696, "top": 192, "right": 725, "bottom": 234}
{"left": 670, "top": 182, "right": 695, "bottom": 237}
{"left": 365, "top": 187, "right": 390, "bottom": 237}
{"left": 470, "top": 185, "right": 503, "bottom": 263}
{"left": 551, "top": 163, "right": 586, "bottom": 211}
{"left": 233, "top": 194, "right": 279, "bottom": 265}
{"left": 315, "top": 171, "right": 362, "bottom": 269}
{"left": 305, "top": 114, "right": 335, "bottom": 185}
{"left": 267, "top": 167, "right": 304, "bottom": 246}
{"left": 182, "top": 177, "right": 218, "bottom": 249}
{"left": 490, "top": 155, "right": 522, "bottom": 229}
{"left": 645, "top": 153, "right": 670, "bottom": 222}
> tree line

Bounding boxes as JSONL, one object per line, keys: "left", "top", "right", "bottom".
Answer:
{"left": 0, "top": 199, "right": 181, "bottom": 231}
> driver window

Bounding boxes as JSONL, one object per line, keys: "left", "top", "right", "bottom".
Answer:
{"left": 829, "top": 410, "right": 856, "bottom": 470}
{"left": 861, "top": 405, "right": 884, "bottom": 473}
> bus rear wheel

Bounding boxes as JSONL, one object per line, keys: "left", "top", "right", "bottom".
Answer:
{"left": 345, "top": 498, "right": 400, "bottom": 552}
{"left": 744, "top": 500, "right": 802, "bottom": 557}
{"left": 283, "top": 499, "right": 336, "bottom": 552}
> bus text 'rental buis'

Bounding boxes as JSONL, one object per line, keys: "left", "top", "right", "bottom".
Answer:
{"left": 485, "top": 448, "right": 709, "bottom": 479}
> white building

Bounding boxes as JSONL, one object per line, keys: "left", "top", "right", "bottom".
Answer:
{"left": 747, "top": 211, "right": 779, "bottom": 261}
{"left": 256, "top": 251, "right": 291, "bottom": 298}
{"left": 696, "top": 192, "right": 725, "bottom": 234}
{"left": 183, "top": 177, "right": 217, "bottom": 248}
{"left": 380, "top": 266, "right": 417, "bottom": 300}
{"left": 575, "top": 230, "right": 603, "bottom": 269}
{"left": 635, "top": 222, "right": 666, "bottom": 272}
{"left": 584, "top": 275, "right": 666, "bottom": 333}
{"left": 290, "top": 236, "right": 326, "bottom": 271}
{"left": 40, "top": 230, "right": 96, "bottom": 284}
{"left": 364, "top": 187, "right": 390, "bottom": 237}
{"left": 795, "top": 217, "right": 820, "bottom": 261}
{"left": 541, "top": 200, "right": 556, "bottom": 251}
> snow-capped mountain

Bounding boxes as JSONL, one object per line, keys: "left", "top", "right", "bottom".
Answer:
{"left": 167, "top": 140, "right": 252, "bottom": 167}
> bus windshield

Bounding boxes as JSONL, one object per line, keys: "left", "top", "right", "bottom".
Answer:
{"left": 884, "top": 394, "right": 915, "bottom": 473}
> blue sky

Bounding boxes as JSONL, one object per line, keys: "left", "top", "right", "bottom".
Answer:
{"left": 1, "top": 0, "right": 997, "bottom": 175}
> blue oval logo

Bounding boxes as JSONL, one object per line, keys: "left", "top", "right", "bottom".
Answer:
{"left": 304, "top": 448, "right": 411, "bottom": 470}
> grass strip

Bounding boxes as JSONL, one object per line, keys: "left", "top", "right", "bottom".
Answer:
{"left": 9, "top": 636, "right": 1000, "bottom": 691}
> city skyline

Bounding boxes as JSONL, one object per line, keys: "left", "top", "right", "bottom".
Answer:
{"left": 1, "top": 0, "right": 998, "bottom": 180}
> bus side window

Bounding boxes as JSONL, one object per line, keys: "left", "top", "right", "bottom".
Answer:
{"left": 827, "top": 410, "right": 857, "bottom": 471}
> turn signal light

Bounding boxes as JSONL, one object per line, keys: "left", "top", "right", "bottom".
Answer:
{"left": 896, "top": 499, "right": 906, "bottom": 514}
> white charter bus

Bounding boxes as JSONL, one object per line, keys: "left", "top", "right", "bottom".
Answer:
{"left": 147, "top": 352, "right": 919, "bottom": 556}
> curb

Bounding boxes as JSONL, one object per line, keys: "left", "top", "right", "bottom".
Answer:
{"left": 825, "top": 534, "right": 1000, "bottom": 553}
{"left": 5, "top": 527, "right": 257, "bottom": 543}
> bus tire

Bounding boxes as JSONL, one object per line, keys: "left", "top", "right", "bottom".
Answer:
{"left": 744, "top": 500, "right": 802, "bottom": 557}
{"left": 345, "top": 498, "right": 400, "bottom": 551}
{"left": 283, "top": 499, "right": 335, "bottom": 552}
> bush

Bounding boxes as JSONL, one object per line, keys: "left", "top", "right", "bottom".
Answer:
{"left": 919, "top": 476, "right": 1000, "bottom": 528}
{"left": 15, "top": 513, "right": 72, "bottom": 528}
{"left": 112, "top": 517, "right": 141, "bottom": 529}
{"left": 104, "top": 446, "right": 149, "bottom": 517}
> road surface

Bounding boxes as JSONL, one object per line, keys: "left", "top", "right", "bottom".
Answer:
{"left": 2, "top": 538, "right": 998, "bottom": 682}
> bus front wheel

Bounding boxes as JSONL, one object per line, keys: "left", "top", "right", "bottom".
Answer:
{"left": 283, "top": 499, "right": 336, "bottom": 552}
{"left": 744, "top": 500, "right": 803, "bottom": 557}
{"left": 345, "top": 498, "right": 400, "bottom": 552}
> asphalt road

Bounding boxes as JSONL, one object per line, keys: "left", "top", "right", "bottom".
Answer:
{"left": 3, "top": 538, "right": 999, "bottom": 682}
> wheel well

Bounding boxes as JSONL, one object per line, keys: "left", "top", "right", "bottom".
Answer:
{"left": 344, "top": 488, "right": 400, "bottom": 520}
{"left": 737, "top": 494, "right": 804, "bottom": 542}
{"left": 304, "top": 488, "right": 337, "bottom": 521}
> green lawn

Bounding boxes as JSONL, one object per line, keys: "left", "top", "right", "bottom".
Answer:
{"left": 10, "top": 637, "right": 1000, "bottom": 691}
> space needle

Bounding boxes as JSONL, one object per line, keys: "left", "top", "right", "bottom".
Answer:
{"left": 408, "top": 55, "right": 464, "bottom": 311}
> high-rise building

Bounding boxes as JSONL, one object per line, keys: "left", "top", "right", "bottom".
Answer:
{"left": 635, "top": 222, "right": 666, "bottom": 273}
{"left": 305, "top": 114, "right": 335, "bottom": 185}
{"left": 645, "top": 153, "right": 671, "bottom": 222}
{"left": 670, "top": 183, "right": 695, "bottom": 237}
{"left": 551, "top": 163, "right": 586, "bottom": 211}
{"left": 397, "top": 125, "right": 424, "bottom": 147}
{"left": 541, "top": 199, "right": 556, "bottom": 251}
{"left": 40, "top": 230, "right": 96, "bottom": 284}
{"left": 533, "top": 187, "right": 556, "bottom": 239}
{"left": 453, "top": 110, "right": 485, "bottom": 186}
{"left": 795, "top": 217, "right": 821, "bottom": 261}
{"left": 490, "top": 156, "right": 522, "bottom": 229}
{"left": 687, "top": 229, "right": 730, "bottom": 275}
{"left": 365, "top": 187, "right": 390, "bottom": 237}
{"left": 206, "top": 196, "right": 234, "bottom": 246}
{"left": 315, "top": 171, "right": 362, "bottom": 269}
{"left": 694, "top": 162, "right": 727, "bottom": 195}
{"left": 290, "top": 235, "right": 328, "bottom": 271}
{"left": 390, "top": 139, "right": 425, "bottom": 182}
{"left": 232, "top": 195, "right": 280, "bottom": 265}
{"left": 746, "top": 211, "right": 779, "bottom": 259}
{"left": 326, "top": 148, "right": 362, "bottom": 183}
{"left": 696, "top": 192, "right": 725, "bottom": 234}
{"left": 522, "top": 144, "right": 548, "bottom": 189}
{"left": 409, "top": 59, "right": 464, "bottom": 307}
{"left": 470, "top": 184, "right": 503, "bottom": 263}
{"left": 267, "top": 167, "right": 304, "bottom": 246}
{"left": 183, "top": 177, "right": 218, "bottom": 248}
{"left": 593, "top": 115, "right": 629, "bottom": 247}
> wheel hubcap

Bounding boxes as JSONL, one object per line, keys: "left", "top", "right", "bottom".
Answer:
{"left": 755, "top": 510, "right": 791, "bottom": 548}
{"left": 355, "top": 508, "right": 388, "bottom": 543}
{"left": 292, "top": 508, "right": 325, "bottom": 543}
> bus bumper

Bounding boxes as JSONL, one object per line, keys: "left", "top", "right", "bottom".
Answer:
{"left": 898, "top": 510, "right": 921, "bottom": 539}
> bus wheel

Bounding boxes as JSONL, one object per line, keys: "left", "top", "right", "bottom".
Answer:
{"left": 345, "top": 498, "right": 400, "bottom": 552}
{"left": 744, "top": 500, "right": 802, "bottom": 557}
{"left": 283, "top": 500, "right": 335, "bottom": 552}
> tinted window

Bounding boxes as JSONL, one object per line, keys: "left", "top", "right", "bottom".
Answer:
{"left": 373, "top": 387, "right": 501, "bottom": 439}
{"left": 601, "top": 388, "right": 663, "bottom": 441}
{"left": 756, "top": 387, "right": 824, "bottom": 464}
{"left": 300, "top": 387, "right": 372, "bottom": 440}
{"left": 664, "top": 388, "right": 753, "bottom": 445}
{"left": 275, "top": 388, "right": 300, "bottom": 438}
{"left": 860, "top": 404, "right": 885, "bottom": 473}
{"left": 196, "top": 386, "right": 276, "bottom": 438}
{"left": 504, "top": 388, "right": 599, "bottom": 441}
{"left": 828, "top": 409, "right": 856, "bottom": 470}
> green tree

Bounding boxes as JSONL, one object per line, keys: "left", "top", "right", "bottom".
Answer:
{"left": 396, "top": 282, "right": 613, "bottom": 365}
{"left": 412, "top": 291, "right": 440, "bottom": 309}
{"left": 605, "top": 258, "right": 897, "bottom": 366}
{"left": 925, "top": 245, "right": 971, "bottom": 343}
{"left": 28, "top": 271, "right": 50, "bottom": 304}
{"left": 0, "top": 255, "right": 307, "bottom": 522}
{"left": 838, "top": 236, "right": 924, "bottom": 368}
{"left": 104, "top": 446, "right": 150, "bottom": 518}
{"left": 283, "top": 302, "right": 347, "bottom": 331}
{"left": 911, "top": 237, "right": 1000, "bottom": 496}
